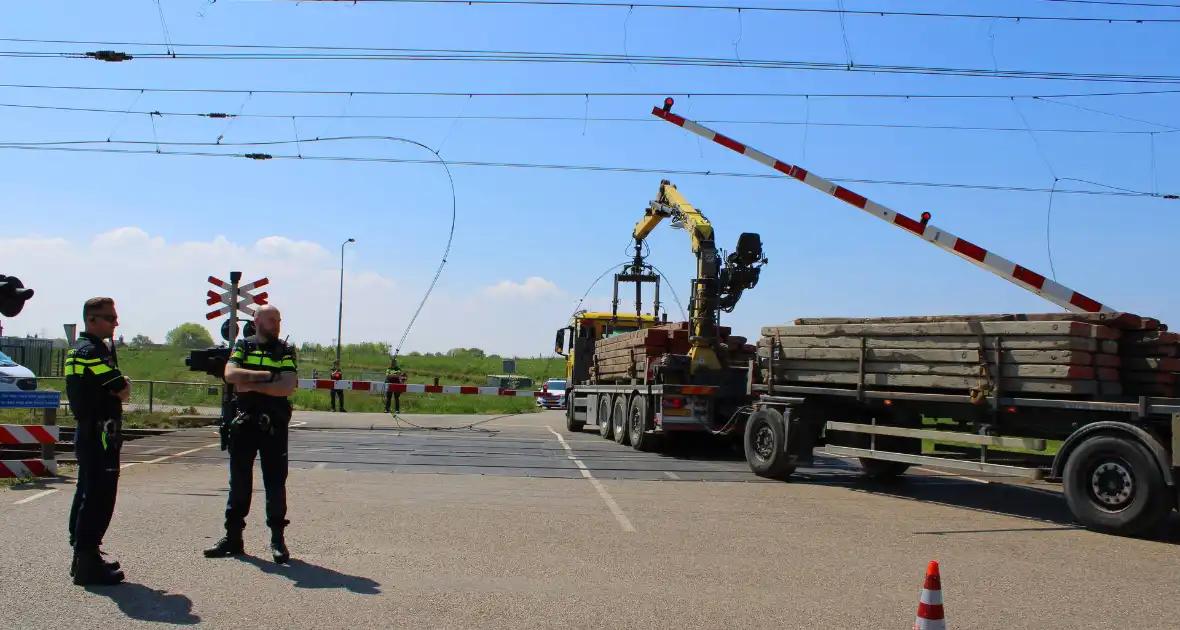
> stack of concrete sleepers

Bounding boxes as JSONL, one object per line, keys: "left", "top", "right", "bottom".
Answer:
{"left": 589, "top": 322, "right": 753, "bottom": 382}
{"left": 1119, "top": 330, "right": 1180, "bottom": 397}
{"left": 757, "top": 313, "right": 1166, "bottom": 399}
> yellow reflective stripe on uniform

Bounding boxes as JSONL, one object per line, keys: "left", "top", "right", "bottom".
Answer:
{"left": 88, "top": 364, "right": 114, "bottom": 375}
{"left": 73, "top": 357, "right": 103, "bottom": 364}
{"left": 279, "top": 358, "right": 296, "bottom": 369}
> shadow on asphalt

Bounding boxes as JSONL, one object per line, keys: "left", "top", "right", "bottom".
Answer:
{"left": 85, "top": 582, "right": 201, "bottom": 625}
{"left": 237, "top": 555, "right": 382, "bottom": 594}
{"left": 845, "top": 477, "right": 1180, "bottom": 545}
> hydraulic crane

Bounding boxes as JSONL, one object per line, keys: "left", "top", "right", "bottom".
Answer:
{"left": 631, "top": 179, "right": 767, "bottom": 375}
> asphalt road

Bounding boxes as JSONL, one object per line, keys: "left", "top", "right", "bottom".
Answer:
{"left": 4, "top": 410, "right": 1179, "bottom": 629}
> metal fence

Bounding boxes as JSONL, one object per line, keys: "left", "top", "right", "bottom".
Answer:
{"left": 36, "top": 377, "right": 224, "bottom": 415}
{"left": 1, "top": 336, "right": 66, "bottom": 377}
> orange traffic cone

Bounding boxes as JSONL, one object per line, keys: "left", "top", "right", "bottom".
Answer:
{"left": 913, "top": 560, "right": 945, "bottom": 630}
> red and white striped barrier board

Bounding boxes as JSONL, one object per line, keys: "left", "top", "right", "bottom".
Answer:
{"left": 0, "top": 424, "right": 59, "bottom": 444}
{"left": 297, "top": 379, "right": 544, "bottom": 397}
{"left": 0, "top": 459, "right": 57, "bottom": 478}
{"left": 651, "top": 101, "right": 1113, "bottom": 315}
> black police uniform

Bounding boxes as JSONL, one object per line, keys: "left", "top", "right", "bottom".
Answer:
{"left": 205, "top": 334, "right": 297, "bottom": 563}
{"left": 64, "top": 332, "right": 127, "bottom": 585}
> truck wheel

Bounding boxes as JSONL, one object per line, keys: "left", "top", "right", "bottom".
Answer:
{"left": 628, "top": 396, "right": 658, "bottom": 452}
{"left": 598, "top": 395, "right": 614, "bottom": 439}
{"left": 565, "top": 401, "right": 585, "bottom": 433}
{"left": 613, "top": 396, "right": 631, "bottom": 445}
{"left": 858, "top": 458, "right": 911, "bottom": 480}
{"left": 1063, "top": 435, "right": 1174, "bottom": 537}
{"left": 744, "top": 407, "right": 795, "bottom": 481}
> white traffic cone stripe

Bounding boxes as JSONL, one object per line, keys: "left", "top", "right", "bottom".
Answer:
{"left": 920, "top": 588, "right": 943, "bottom": 606}
{"left": 915, "top": 618, "right": 946, "bottom": 630}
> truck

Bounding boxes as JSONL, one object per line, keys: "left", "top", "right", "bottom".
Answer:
{"left": 556, "top": 101, "right": 1180, "bottom": 538}
{"left": 555, "top": 180, "right": 767, "bottom": 451}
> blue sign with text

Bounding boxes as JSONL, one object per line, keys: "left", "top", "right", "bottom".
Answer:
{"left": 0, "top": 390, "right": 61, "bottom": 409}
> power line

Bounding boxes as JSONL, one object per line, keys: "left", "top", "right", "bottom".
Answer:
{"left": 2, "top": 99, "right": 1172, "bottom": 135}
{"left": 1034, "top": 0, "right": 1180, "bottom": 9}
{"left": 13, "top": 40, "right": 1180, "bottom": 85}
{"left": 268, "top": 0, "right": 1180, "bottom": 23}
{"left": 0, "top": 139, "right": 1172, "bottom": 198}
{"left": 2, "top": 82, "right": 1177, "bottom": 100}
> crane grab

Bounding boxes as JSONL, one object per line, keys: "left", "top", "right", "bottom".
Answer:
{"left": 650, "top": 98, "right": 1113, "bottom": 315}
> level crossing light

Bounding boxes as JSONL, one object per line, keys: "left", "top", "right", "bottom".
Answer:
{"left": 336, "top": 238, "right": 356, "bottom": 365}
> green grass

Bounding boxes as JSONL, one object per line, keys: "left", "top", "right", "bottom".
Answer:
{"left": 0, "top": 408, "right": 209, "bottom": 429}
{"left": 32, "top": 345, "right": 566, "bottom": 415}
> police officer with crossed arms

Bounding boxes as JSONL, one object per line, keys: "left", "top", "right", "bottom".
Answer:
{"left": 204, "top": 304, "right": 298, "bottom": 563}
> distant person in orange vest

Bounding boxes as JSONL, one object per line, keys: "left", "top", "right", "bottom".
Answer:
{"left": 330, "top": 360, "right": 345, "bottom": 412}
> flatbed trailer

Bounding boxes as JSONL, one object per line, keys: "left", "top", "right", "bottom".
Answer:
{"left": 742, "top": 380, "right": 1180, "bottom": 537}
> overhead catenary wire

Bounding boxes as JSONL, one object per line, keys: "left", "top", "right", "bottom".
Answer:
{"left": 2, "top": 99, "right": 1174, "bottom": 135}
{"left": 0, "top": 140, "right": 1174, "bottom": 198}
{"left": 3, "top": 82, "right": 1179, "bottom": 100}
{"left": 266, "top": 0, "right": 1180, "bottom": 23}
{"left": 14, "top": 40, "right": 1180, "bottom": 85}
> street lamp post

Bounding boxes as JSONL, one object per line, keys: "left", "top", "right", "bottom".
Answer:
{"left": 336, "top": 238, "right": 356, "bottom": 365}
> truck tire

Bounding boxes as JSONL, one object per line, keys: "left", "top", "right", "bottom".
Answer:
{"left": 628, "top": 395, "right": 658, "bottom": 452}
{"left": 744, "top": 407, "right": 795, "bottom": 481}
{"left": 613, "top": 396, "right": 631, "bottom": 446}
{"left": 858, "top": 458, "right": 911, "bottom": 480}
{"left": 1062, "top": 434, "right": 1174, "bottom": 537}
{"left": 598, "top": 395, "right": 614, "bottom": 439}
{"left": 565, "top": 401, "right": 585, "bottom": 433}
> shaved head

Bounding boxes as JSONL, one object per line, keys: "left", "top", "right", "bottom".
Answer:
{"left": 255, "top": 304, "right": 282, "bottom": 341}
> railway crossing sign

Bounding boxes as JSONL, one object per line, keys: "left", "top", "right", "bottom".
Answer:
{"left": 206, "top": 275, "right": 268, "bottom": 320}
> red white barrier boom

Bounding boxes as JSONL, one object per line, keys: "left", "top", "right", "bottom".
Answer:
{"left": 0, "top": 424, "right": 59, "bottom": 478}
{"left": 297, "top": 379, "right": 544, "bottom": 397}
{"left": 650, "top": 99, "right": 1113, "bottom": 315}
{"left": 0, "top": 459, "right": 56, "bottom": 478}
{"left": 0, "top": 424, "right": 59, "bottom": 444}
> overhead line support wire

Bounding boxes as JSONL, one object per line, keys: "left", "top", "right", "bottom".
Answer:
{"left": 2, "top": 82, "right": 1179, "bottom": 100}
{"left": 0, "top": 140, "right": 1173, "bottom": 199}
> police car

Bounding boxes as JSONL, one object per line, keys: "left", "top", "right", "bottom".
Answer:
{"left": 0, "top": 350, "right": 37, "bottom": 392}
{"left": 536, "top": 378, "right": 567, "bottom": 409}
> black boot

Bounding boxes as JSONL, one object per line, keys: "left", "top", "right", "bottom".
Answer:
{"left": 72, "top": 550, "right": 125, "bottom": 586}
{"left": 69, "top": 541, "right": 119, "bottom": 575}
{"left": 203, "top": 532, "right": 245, "bottom": 558}
{"left": 270, "top": 531, "right": 290, "bottom": 564}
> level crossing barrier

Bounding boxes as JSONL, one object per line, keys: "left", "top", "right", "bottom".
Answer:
{"left": 296, "top": 379, "right": 544, "bottom": 397}
{"left": 0, "top": 390, "right": 60, "bottom": 479}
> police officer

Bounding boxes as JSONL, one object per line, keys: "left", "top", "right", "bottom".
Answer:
{"left": 66, "top": 297, "right": 130, "bottom": 586}
{"left": 204, "top": 304, "right": 298, "bottom": 563}
{"left": 383, "top": 357, "right": 404, "bottom": 413}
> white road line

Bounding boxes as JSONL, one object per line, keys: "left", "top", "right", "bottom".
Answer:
{"left": 121, "top": 443, "right": 221, "bottom": 469}
{"left": 135, "top": 446, "right": 169, "bottom": 455}
{"left": 290, "top": 421, "right": 307, "bottom": 428}
{"left": 664, "top": 471, "right": 681, "bottom": 480}
{"left": 314, "top": 462, "right": 328, "bottom": 470}
{"left": 914, "top": 466, "right": 992, "bottom": 485}
{"left": 13, "top": 488, "right": 59, "bottom": 505}
{"left": 548, "top": 428, "right": 635, "bottom": 532}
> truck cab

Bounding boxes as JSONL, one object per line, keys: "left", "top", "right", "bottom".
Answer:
{"left": 554, "top": 311, "right": 661, "bottom": 386}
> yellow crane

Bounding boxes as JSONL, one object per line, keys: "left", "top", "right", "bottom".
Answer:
{"left": 632, "top": 180, "right": 767, "bottom": 375}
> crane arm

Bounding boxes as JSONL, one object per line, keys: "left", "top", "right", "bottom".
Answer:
{"left": 651, "top": 98, "right": 1113, "bottom": 315}
{"left": 634, "top": 180, "right": 716, "bottom": 255}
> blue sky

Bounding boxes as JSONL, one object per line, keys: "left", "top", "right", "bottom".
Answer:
{"left": 2, "top": 0, "right": 1178, "bottom": 355}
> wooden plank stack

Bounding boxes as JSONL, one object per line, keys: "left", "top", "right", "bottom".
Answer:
{"left": 588, "top": 321, "right": 753, "bottom": 382}
{"left": 757, "top": 312, "right": 1175, "bottom": 400}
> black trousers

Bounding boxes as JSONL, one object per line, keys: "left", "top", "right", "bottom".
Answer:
{"left": 383, "top": 390, "right": 400, "bottom": 412}
{"left": 69, "top": 419, "right": 121, "bottom": 552}
{"left": 330, "top": 389, "right": 344, "bottom": 410}
{"left": 224, "top": 417, "right": 289, "bottom": 533}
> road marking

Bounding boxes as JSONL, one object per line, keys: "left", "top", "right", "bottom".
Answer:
{"left": 290, "top": 421, "right": 307, "bottom": 428}
{"left": 314, "top": 462, "right": 328, "bottom": 470}
{"left": 135, "top": 446, "right": 168, "bottom": 455}
{"left": 121, "top": 443, "right": 221, "bottom": 469}
{"left": 548, "top": 428, "right": 635, "bottom": 532}
{"left": 664, "top": 471, "right": 681, "bottom": 480}
{"left": 13, "top": 488, "right": 58, "bottom": 505}
{"left": 914, "top": 466, "right": 991, "bottom": 485}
